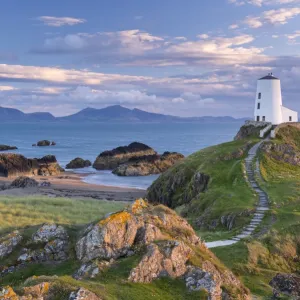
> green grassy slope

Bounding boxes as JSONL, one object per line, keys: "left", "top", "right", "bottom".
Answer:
{"left": 212, "top": 125, "right": 300, "bottom": 298}
{"left": 148, "top": 138, "right": 259, "bottom": 241}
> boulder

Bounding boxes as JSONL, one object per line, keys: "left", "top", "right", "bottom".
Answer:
{"left": 10, "top": 176, "right": 38, "bottom": 188}
{"left": 69, "top": 288, "right": 101, "bottom": 300}
{"left": 39, "top": 181, "right": 51, "bottom": 187}
{"left": 129, "top": 241, "right": 192, "bottom": 283}
{"left": 51, "top": 141, "right": 56, "bottom": 146}
{"left": 76, "top": 211, "right": 138, "bottom": 262}
{"left": 269, "top": 273, "right": 300, "bottom": 298}
{"left": 0, "top": 154, "right": 64, "bottom": 177}
{"left": 93, "top": 142, "right": 156, "bottom": 170}
{"left": 0, "top": 145, "right": 17, "bottom": 152}
{"left": 184, "top": 266, "right": 221, "bottom": 297}
{"left": 32, "top": 223, "right": 68, "bottom": 243}
{"left": 66, "top": 158, "right": 92, "bottom": 169}
{"left": 37, "top": 140, "right": 51, "bottom": 147}
{"left": 0, "top": 231, "right": 22, "bottom": 259}
{"left": 112, "top": 152, "right": 185, "bottom": 176}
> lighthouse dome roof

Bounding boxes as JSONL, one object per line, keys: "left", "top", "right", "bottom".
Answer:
{"left": 259, "top": 73, "right": 279, "bottom": 80}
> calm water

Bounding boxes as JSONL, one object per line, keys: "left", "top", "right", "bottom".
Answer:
{"left": 0, "top": 122, "right": 242, "bottom": 189}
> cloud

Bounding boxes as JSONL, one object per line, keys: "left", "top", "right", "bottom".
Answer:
{"left": 0, "top": 85, "right": 16, "bottom": 91}
{"left": 241, "top": 7, "right": 300, "bottom": 28}
{"left": 229, "top": 0, "right": 300, "bottom": 6}
{"left": 36, "top": 16, "right": 86, "bottom": 27}
{"left": 32, "top": 30, "right": 269, "bottom": 67}
{"left": 285, "top": 30, "right": 300, "bottom": 43}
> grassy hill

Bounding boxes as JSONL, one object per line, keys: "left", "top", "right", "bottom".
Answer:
{"left": 147, "top": 137, "right": 260, "bottom": 241}
{"left": 147, "top": 124, "right": 300, "bottom": 298}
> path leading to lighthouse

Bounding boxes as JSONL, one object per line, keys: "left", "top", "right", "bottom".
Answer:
{"left": 206, "top": 140, "right": 270, "bottom": 249}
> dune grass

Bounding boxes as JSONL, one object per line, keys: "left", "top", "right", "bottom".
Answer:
{"left": 0, "top": 196, "right": 128, "bottom": 235}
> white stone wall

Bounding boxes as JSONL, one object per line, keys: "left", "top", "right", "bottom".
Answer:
{"left": 281, "top": 106, "right": 298, "bottom": 123}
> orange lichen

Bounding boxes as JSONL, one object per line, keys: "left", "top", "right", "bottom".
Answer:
{"left": 99, "top": 211, "right": 132, "bottom": 225}
{"left": 131, "top": 199, "right": 148, "bottom": 214}
{"left": 0, "top": 286, "right": 18, "bottom": 300}
{"left": 23, "top": 282, "right": 50, "bottom": 298}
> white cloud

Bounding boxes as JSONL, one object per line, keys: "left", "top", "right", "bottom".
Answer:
{"left": 243, "top": 7, "right": 300, "bottom": 28}
{"left": 198, "top": 34, "right": 210, "bottom": 39}
{"left": 285, "top": 30, "right": 300, "bottom": 42}
{"left": 0, "top": 85, "right": 16, "bottom": 91}
{"left": 36, "top": 16, "right": 86, "bottom": 27}
{"left": 229, "top": 0, "right": 300, "bottom": 6}
{"left": 229, "top": 24, "right": 239, "bottom": 29}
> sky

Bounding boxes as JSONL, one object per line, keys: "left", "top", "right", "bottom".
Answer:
{"left": 0, "top": 0, "right": 300, "bottom": 117}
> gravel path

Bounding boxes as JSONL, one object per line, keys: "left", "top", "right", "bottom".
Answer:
{"left": 206, "top": 140, "right": 269, "bottom": 248}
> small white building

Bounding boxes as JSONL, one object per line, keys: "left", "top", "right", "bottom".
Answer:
{"left": 254, "top": 73, "right": 298, "bottom": 125}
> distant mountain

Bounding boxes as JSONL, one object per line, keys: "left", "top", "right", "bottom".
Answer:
{"left": 0, "top": 107, "right": 55, "bottom": 122}
{"left": 1, "top": 105, "right": 248, "bottom": 123}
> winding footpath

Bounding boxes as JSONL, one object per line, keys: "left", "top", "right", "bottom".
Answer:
{"left": 206, "top": 140, "right": 270, "bottom": 248}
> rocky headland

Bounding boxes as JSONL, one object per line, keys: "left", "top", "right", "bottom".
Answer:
{"left": 113, "top": 152, "right": 184, "bottom": 176}
{"left": 0, "top": 145, "right": 17, "bottom": 152}
{"left": 0, "top": 154, "right": 64, "bottom": 177}
{"left": 0, "top": 199, "right": 250, "bottom": 299}
{"left": 66, "top": 157, "right": 92, "bottom": 169}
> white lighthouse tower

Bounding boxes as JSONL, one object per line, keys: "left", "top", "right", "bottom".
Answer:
{"left": 254, "top": 73, "right": 298, "bottom": 125}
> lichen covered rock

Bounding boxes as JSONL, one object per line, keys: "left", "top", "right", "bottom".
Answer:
{"left": 37, "top": 140, "right": 51, "bottom": 147}
{"left": 69, "top": 287, "right": 101, "bottom": 300}
{"left": 0, "top": 286, "right": 18, "bottom": 300}
{"left": 0, "top": 231, "right": 22, "bottom": 259}
{"left": 129, "top": 241, "right": 192, "bottom": 283}
{"left": 66, "top": 158, "right": 92, "bottom": 169}
{"left": 32, "top": 224, "right": 68, "bottom": 243}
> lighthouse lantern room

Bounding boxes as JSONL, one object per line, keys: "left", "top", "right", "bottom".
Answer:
{"left": 254, "top": 73, "right": 298, "bottom": 125}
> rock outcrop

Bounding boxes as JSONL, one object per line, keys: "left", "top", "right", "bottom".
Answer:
{"left": 10, "top": 176, "right": 39, "bottom": 188}
{"left": 36, "top": 140, "right": 56, "bottom": 147}
{"left": 93, "top": 142, "right": 156, "bottom": 170}
{"left": 0, "top": 231, "right": 22, "bottom": 259}
{"left": 270, "top": 273, "right": 300, "bottom": 298}
{"left": 66, "top": 158, "right": 92, "bottom": 169}
{"left": 0, "top": 154, "right": 64, "bottom": 177}
{"left": 234, "top": 121, "right": 270, "bottom": 140}
{"left": 147, "top": 169, "right": 210, "bottom": 208}
{"left": 0, "top": 145, "right": 17, "bottom": 151}
{"left": 75, "top": 199, "right": 249, "bottom": 299}
{"left": 112, "top": 152, "right": 184, "bottom": 176}
{"left": 69, "top": 287, "right": 101, "bottom": 300}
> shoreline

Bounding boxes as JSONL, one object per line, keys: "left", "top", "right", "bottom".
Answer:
{"left": 0, "top": 172, "right": 146, "bottom": 202}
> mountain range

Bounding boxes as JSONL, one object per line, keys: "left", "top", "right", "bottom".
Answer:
{"left": 0, "top": 105, "right": 248, "bottom": 123}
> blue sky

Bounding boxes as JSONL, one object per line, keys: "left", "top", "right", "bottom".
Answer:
{"left": 0, "top": 0, "right": 300, "bottom": 117}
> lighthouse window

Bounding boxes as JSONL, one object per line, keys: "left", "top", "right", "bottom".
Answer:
{"left": 289, "top": 116, "right": 292, "bottom": 121}
{"left": 257, "top": 103, "right": 260, "bottom": 109}
{"left": 258, "top": 93, "right": 261, "bottom": 99}
{"left": 262, "top": 116, "right": 266, "bottom": 121}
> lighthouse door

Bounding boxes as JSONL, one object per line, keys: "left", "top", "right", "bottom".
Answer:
{"left": 256, "top": 116, "right": 260, "bottom": 121}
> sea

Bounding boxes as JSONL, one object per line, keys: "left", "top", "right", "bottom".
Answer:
{"left": 1, "top": 122, "right": 243, "bottom": 189}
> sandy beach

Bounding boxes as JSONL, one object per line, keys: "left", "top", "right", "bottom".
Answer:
{"left": 0, "top": 172, "right": 146, "bottom": 202}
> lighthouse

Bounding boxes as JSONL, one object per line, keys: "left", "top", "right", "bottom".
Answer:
{"left": 254, "top": 73, "right": 298, "bottom": 125}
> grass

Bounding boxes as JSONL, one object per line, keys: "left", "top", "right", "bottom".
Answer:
{"left": 149, "top": 138, "right": 259, "bottom": 239}
{"left": 211, "top": 126, "right": 300, "bottom": 298}
{"left": 0, "top": 196, "right": 128, "bottom": 235}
